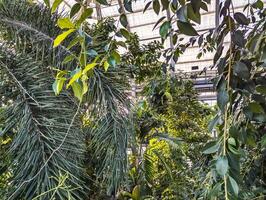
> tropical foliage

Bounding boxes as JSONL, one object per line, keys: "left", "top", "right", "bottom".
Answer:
{"left": 0, "top": 0, "right": 265, "bottom": 200}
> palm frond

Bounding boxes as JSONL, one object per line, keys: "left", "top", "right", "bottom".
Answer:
{"left": 0, "top": 0, "right": 72, "bottom": 69}
{"left": 0, "top": 46, "right": 87, "bottom": 199}
{"left": 86, "top": 68, "right": 133, "bottom": 195}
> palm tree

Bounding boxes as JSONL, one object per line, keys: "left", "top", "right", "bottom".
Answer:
{"left": 0, "top": 0, "right": 132, "bottom": 199}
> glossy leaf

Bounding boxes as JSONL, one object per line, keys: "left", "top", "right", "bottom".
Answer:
{"left": 83, "top": 63, "right": 97, "bottom": 74}
{"left": 57, "top": 18, "right": 75, "bottom": 29}
{"left": 52, "top": 79, "right": 65, "bottom": 95}
{"left": 71, "top": 81, "right": 83, "bottom": 101}
{"left": 67, "top": 69, "right": 82, "bottom": 88}
{"left": 70, "top": 3, "right": 81, "bottom": 18}
{"left": 53, "top": 29, "right": 75, "bottom": 48}
{"left": 51, "top": 0, "right": 63, "bottom": 13}
{"left": 159, "top": 21, "right": 171, "bottom": 39}
{"left": 76, "top": 8, "right": 93, "bottom": 26}
{"left": 120, "top": 14, "right": 128, "bottom": 28}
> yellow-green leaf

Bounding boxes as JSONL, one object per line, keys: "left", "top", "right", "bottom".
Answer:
{"left": 81, "top": 75, "right": 88, "bottom": 95}
{"left": 57, "top": 18, "right": 75, "bottom": 29}
{"left": 71, "top": 82, "right": 83, "bottom": 101}
{"left": 53, "top": 29, "right": 75, "bottom": 48}
{"left": 76, "top": 8, "right": 93, "bottom": 26}
{"left": 52, "top": 79, "right": 65, "bottom": 95}
{"left": 104, "top": 60, "right": 109, "bottom": 71}
{"left": 67, "top": 69, "right": 82, "bottom": 88}
{"left": 62, "top": 54, "right": 76, "bottom": 64}
{"left": 51, "top": 0, "right": 63, "bottom": 13}
{"left": 83, "top": 63, "right": 97, "bottom": 74}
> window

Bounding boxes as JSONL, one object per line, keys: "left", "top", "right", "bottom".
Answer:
{"left": 191, "top": 66, "right": 199, "bottom": 70}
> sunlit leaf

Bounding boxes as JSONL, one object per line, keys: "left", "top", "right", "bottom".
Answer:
{"left": 53, "top": 29, "right": 75, "bottom": 48}
{"left": 57, "top": 18, "right": 75, "bottom": 29}
{"left": 67, "top": 68, "right": 82, "bottom": 88}
{"left": 76, "top": 8, "right": 93, "bottom": 26}
{"left": 51, "top": 0, "right": 63, "bottom": 13}
{"left": 159, "top": 21, "right": 171, "bottom": 39}
{"left": 71, "top": 81, "right": 83, "bottom": 101}
{"left": 83, "top": 63, "right": 97, "bottom": 74}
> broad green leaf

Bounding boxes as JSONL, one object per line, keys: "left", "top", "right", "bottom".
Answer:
{"left": 176, "top": 6, "right": 188, "bottom": 22}
{"left": 67, "top": 37, "right": 83, "bottom": 49}
{"left": 95, "top": 0, "right": 109, "bottom": 5}
{"left": 67, "top": 69, "right": 82, "bottom": 88}
{"left": 120, "top": 28, "right": 130, "bottom": 40}
{"left": 57, "top": 18, "right": 75, "bottom": 29}
{"left": 87, "top": 49, "right": 98, "bottom": 57}
{"left": 124, "top": 0, "right": 133, "bottom": 12}
{"left": 81, "top": 75, "right": 88, "bottom": 95}
{"left": 217, "top": 81, "right": 229, "bottom": 113}
{"left": 107, "top": 56, "right": 116, "bottom": 67}
{"left": 111, "top": 51, "right": 121, "bottom": 64}
{"left": 71, "top": 82, "right": 83, "bottom": 101}
{"left": 83, "top": 63, "right": 97, "bottom": 74}
{"left": 252, "top": 0, "right": 264, "bottom": 9}
{"left": 56, "top": 70, "right": 68, "bottom": 79}
{"left": 53, "top": 29, "right": 75, "bottom": 48}
{"left": 120, "top": 14, "right": 128, "bottom": 28}
{"left": 216, "top": 156, "right": 228, "bottom": 176}
{"left": 70, "top": 3, "right": 81, "bottom": 18}
{"left": 256, "top": 85, "right": 266, "bottom": 95}
{"left": 177, "top": 21, "right": 198, "bottom": 36}
{"left": 208, "top": 114, "right": 220, "bottom": 132}
{"left": 62, "top": 54, "right": 76, "bottom": 64}
{"left": 248, "top": 102, "right": 264, "bottom": 113}
{"left": 153, "top": 0, "right": 160, "bottom": 15}
{"left": 51, "top": 0, "right": 63, "bottom": 13}
{"left": 200, "top": 2, "right": 208, "bottom": 11}
{"left": 104, "top": 61, "right": 109, "bottom": 71}
{"left": 233, "top": 61, "right": 250, "bottom": 79}
{"left": 161, "top": 0, "right": 170, "bottom": 10}
{"left": 203, "top": 141, "right": 220, "bottom": 154}
{"left": 43, "top": 0, "right": 50, "bottom": 7}
{"left": 131, "top": 185, "right": 141, "bottom": 200}
{"left": 228, "top": 176, "right": 239, "bottom": 195}
{"left": 187, "top": 3, "right": 201, "bottom": 24}
{"left": 159, "top": 21, "right": 171, "bottom": 39}
{"left": 52, "top": 79, "right": 65, "bottom": 95}
{"left": 234, "top": 12, "right": 249, "bottom": 25}
{"left": 76, "top": 8, "right": 93, "bottom": 26}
